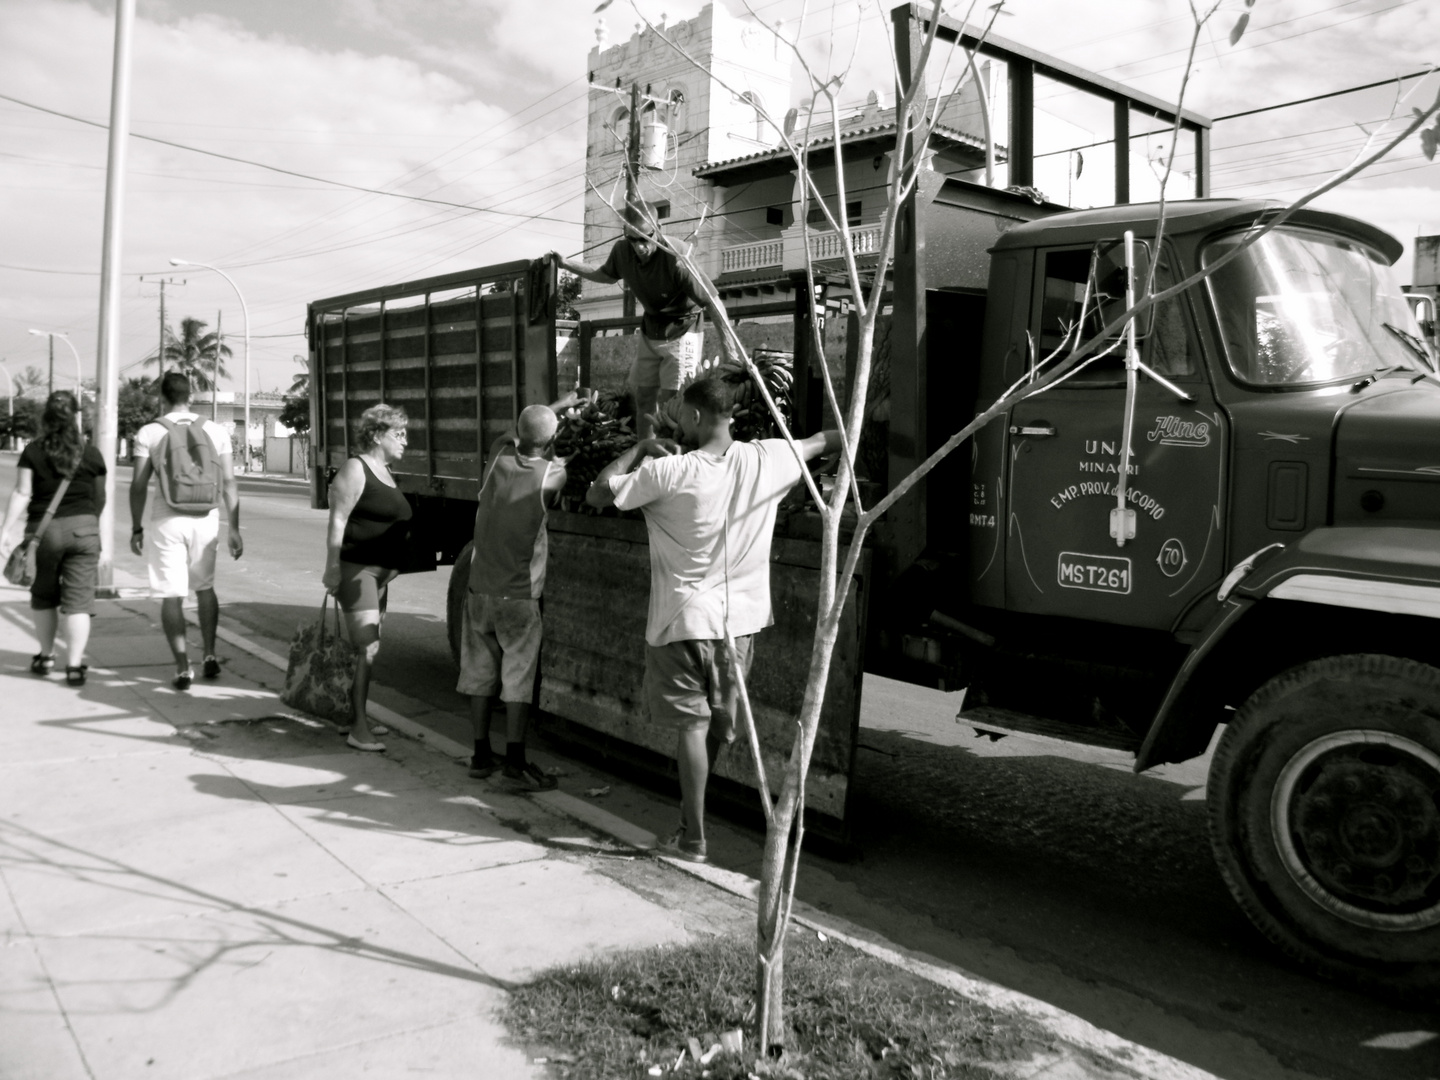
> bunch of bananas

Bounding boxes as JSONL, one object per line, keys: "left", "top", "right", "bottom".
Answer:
{"left": 553, "top": 391, "right": 637, "bottom": 504}
{"left": 650, "top": 350, "right": 795, "bottom": 443}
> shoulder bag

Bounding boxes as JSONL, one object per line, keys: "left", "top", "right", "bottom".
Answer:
{"left": 4, "top": 475, "right": 73, "bottom": 588}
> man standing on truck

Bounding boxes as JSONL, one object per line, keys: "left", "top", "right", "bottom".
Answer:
{"left": 129, "top": 371, "right": 243, "bottom": 691}
{"left": 459, "top": 395, "right": 581, "bottom": 790}
{"left": 549, "top": 218, "right": 737, "bottom": 440}
{"left": 586, "top": 376, "right": 840, "bottom": 862}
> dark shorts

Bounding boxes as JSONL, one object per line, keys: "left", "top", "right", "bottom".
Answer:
{"left": 644, "top": 634, "right": 755, "bottom": 741}
{"left": 31, "top": 514, "right": 101, "bottom": 616}
{"left": 334, "top": 561, "right": 397, "bottom": 613}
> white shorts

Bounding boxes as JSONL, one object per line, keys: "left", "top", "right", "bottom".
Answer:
{"left": 147, "top": 511, "right": 220, "bottom": 598}
{"left": 631, "top": 330, "right": 702, "bottom": 393}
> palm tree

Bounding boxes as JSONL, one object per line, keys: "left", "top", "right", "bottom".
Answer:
{"left": 286, "top": 354, "right": 309, "bottom": 397}
{"left": 146, "top": 316, "right": 232, "bottom": 390}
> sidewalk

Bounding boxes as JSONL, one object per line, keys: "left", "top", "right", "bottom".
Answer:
{"left": 0, "top": 584, "right": 1222, "bottom": 1080}
{"left": 0, "top": 588, "right": 698, "bottom": 1080}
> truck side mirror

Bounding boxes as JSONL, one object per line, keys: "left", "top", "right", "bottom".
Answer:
{"left": 1094, "top": 239, "right": 1157, "bottom": 340}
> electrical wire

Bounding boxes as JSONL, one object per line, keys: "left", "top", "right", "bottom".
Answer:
{"left": 0, "top": 90, "right": 584, "bottom": 226}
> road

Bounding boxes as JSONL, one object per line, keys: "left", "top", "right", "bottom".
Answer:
{"left": 11, "top": 456, "right": 1434, "bottom": 1080}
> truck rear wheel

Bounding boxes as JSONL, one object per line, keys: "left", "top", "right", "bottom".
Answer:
{"left": 1208, "top": 653, "right": 1440, "bottom": 996}
{"left": 446, "top": 542, "right": 474, "bottom": 667}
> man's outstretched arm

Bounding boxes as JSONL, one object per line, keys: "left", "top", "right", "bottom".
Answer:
{"left": 584, "top": 439, "right": 678, "bottom": 509}
{"left": 799, "top": 429, "right": 844, "bottom": 462}
{"left": 549, "top": 251, "right": 617, "bottom": 286}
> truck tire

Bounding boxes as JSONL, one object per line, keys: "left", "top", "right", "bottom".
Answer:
{"left": 1208, "top": 653, "right": 1440, "bottom": 996}
{"left": 446, "top": 542, "right": 474, "bottom": 668}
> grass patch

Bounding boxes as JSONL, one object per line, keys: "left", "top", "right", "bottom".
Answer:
{"left": 504, "top": 929, "right": 1040, "bottom": 1079}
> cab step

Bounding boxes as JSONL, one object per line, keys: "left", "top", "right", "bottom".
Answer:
{"left": 961, "top": 705, "right": 1141, "bottom": 753}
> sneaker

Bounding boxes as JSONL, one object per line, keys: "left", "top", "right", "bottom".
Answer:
{"left": 655, "top": 828, "right": 708, "bottom": 864}
{"left": 173, "top": 668, "right": 194, "bottom": 691}
{"left": 202, "top": 655, "right": 222, "bottom": 679}
{"left": 468, "top": 756, "right": 498, "bottom": 779}
{"left": 501, "top": 761, "right": 557, "bottom": 791}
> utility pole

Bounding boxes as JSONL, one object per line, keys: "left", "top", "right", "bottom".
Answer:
{"left": 94, "top": 0, "right": 136, "bottom": 593}
{"left": 47, "top": 335, "right": 54, "bottom": 396}
{"left": 623, "top": 82, "right": 641, "bottom": 320}
{"left": 140, "top": 275, "right": 185, "bottom": 374}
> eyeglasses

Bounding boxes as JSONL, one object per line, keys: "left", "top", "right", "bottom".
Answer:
{"left": 388, "top": 429, "right": 408, "bottom": 443}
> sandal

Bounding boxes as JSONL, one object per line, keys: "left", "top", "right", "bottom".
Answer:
{"left": 30, "top": 654, "right": 56, "bottom": 676}
{"left": 337, "top": 723, "right": 388, "bottom": 737}
{"left": 346, "top": 734, "right": 386, "bottom": 752}
{"left": 65, "top": 665, "right": 88, "bottom": 687}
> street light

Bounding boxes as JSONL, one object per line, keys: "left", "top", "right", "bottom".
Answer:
{"left": 27, "top": 329, "right": 84, "bottom": 395}
{"left": 170, "top": 258, "right": 250, "bottom": 471}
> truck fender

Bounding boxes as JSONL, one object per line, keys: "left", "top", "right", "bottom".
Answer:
{"left": 1135, "top": 596, "right": 1254, "bottom": 772}
{"left": 1137, "top": 525, "right": 1440, "bottom": 772}
{"left": 1234, "top": 525, "right": 1440, "bottom": 617}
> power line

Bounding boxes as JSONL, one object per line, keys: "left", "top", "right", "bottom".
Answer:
{"left": 0, "top": 90, "right": 585, "bottom": 227}
{"left": 1214, "top": 68, "right": 1436, "bottom": 121}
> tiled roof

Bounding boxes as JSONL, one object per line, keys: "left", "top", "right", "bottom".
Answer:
{"left": 695, "top": 121, "right": 984, "bottom": 176}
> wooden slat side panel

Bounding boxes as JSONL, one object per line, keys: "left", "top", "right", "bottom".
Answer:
{"left": 538, "top": 521, "right": 865, "bottom": 821}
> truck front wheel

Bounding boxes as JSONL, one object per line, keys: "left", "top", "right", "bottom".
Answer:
{"left": 446, "top": 542, "right": 474, "bottom": 667}
{"left": 1209, "top": 653, "right": 1440, "bottom": 996}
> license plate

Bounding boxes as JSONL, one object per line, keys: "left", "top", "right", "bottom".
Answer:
{"left": 1057, "top": 552, "right": 1132, "bottom": 594}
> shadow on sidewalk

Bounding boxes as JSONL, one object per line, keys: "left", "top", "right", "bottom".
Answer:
{"left": 5, "top": 622, "right": 534, "bottom": 869}
{"left": 0, "top": 817, "right": 519, "bottom": 1005}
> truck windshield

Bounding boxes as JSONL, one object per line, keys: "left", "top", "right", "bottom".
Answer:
{"left": 1204, "top": 226, "right": 1428, "bottom": 386}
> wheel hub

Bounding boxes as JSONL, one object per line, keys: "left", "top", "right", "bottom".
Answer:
{"left": 1273, "top": 731, "right": 1440, "bottom": 929}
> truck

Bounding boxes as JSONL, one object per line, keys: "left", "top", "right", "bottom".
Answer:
{"left": 306, "top": 185, "right": 1440, "bottom": 993}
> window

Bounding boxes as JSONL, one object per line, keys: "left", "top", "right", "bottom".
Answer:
{"left": 652, "top": 201, "right": 670, "bottom": 220}
{"left": 1204, "top": 227, "right": 1426, "bottom": 386}
{"left": 807, "top": 201, "right": 861, "bottom": 227}
{"left": 1037, "top": 241, "right": 1197, "bottom": 383}
{"left": 766, "top": 206, "right": 784, "bottom": 226}
{"left": 738, "top": 91, "right": 767, "bottom": 142}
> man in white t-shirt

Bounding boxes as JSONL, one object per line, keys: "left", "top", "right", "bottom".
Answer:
{"left": 129, "top": 371, "right": 243, "bottom": 691}
{"left": 587, "top": 376, "right": 839, "bottom": 863}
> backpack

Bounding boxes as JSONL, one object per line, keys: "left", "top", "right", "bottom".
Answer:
{"left": 154, "top": 416, "right": 221, "bottom": 514}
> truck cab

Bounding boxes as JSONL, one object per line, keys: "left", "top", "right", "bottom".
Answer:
{"left": 949, "top": 198, "right": 1440, "bottom": 993}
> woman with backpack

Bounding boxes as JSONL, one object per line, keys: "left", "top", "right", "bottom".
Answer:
{"left": 321, "top": 403, "right": 412, "bottom": 751}
{"left": 0, "top": 391, "right": 107, "bottom": 685}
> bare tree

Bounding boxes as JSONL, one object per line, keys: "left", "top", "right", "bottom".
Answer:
{"left": 600, "top": 0, "right": 1440, "bottom": 1059}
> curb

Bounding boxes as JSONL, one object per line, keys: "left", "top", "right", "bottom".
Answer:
{"left": 212, "top": 618, "right": 1220, "bottom": 1080}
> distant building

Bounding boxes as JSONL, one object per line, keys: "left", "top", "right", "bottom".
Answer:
{"left": 574, "top": 1, "right": 1202, "bottom": 322}
{"left": 190, "top": 390, "right": 302, "bottom": 472}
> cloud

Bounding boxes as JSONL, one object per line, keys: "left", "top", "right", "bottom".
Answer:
{"left": 0, "top": 0, "right": 588, "bottom": 391}
{"left": 2, "top": 0, "right": 1435, "bottom": 393}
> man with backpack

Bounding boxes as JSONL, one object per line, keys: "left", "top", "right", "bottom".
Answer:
{"left": 129, "top": 371, "right": 243, "bottom": 690}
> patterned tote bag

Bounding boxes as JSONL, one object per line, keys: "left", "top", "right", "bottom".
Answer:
{"left": 281, "top": 596, "right": 359, "bottom": 724}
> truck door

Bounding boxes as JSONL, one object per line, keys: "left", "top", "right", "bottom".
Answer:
{"left": 1004, "top": 241, "right": 1227, "bottom": 630}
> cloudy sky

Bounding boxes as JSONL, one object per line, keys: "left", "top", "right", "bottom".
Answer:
{"left": 0, "top": 0, "right": 1435, "bottom": 395}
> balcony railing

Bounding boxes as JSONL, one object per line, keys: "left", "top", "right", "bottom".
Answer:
{"left": 808, "top": 223, "right": 883, "bottom": 261}
{"left": 717, "top": 223, "right": 885, "bottom": 277}
{"left": 720, "top": 238, "right": 783, "bottom": 274}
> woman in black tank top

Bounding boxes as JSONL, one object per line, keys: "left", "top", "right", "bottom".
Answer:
{"left": 321, "top": 404, "right": 413, "bottom": 751}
